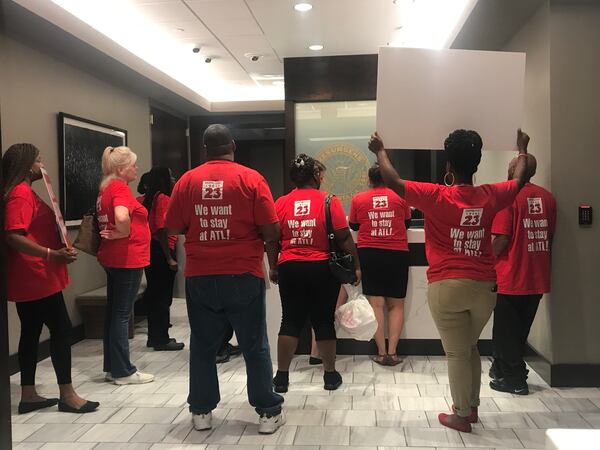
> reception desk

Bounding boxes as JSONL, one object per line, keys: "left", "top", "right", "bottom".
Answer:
{"left": 174, "top": 227, "right": 493, "bottom": 362}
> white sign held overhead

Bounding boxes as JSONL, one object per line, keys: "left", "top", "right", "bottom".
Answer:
{"left": 376, "top": 47, "right": 526, "bottom": 151}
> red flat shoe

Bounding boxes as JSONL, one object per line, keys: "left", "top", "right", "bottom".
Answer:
{"left": 438, "top": 412, "right": 472, "bottom": 433}
{"left": 452, "top": 405, "right": 478, "bottom": 423}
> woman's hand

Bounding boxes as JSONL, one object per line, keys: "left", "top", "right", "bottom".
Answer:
{"left": 167, "top": 258, "right": 178, "bottom": 272}
{"left": 353, "top": 269, "right": 362, "bottom": 286}
{"left": 100, "top": 228, "right": 129, "bottom": 240}
{"left": 517, "top": 128, "right": 530, "bottom": 154}
{"left": 269, "top": 268, "right": 279, "bottom": 284}
{"left": 368, "top": 132, "right": 384, "bottom": 154}
{"left": 50, "top": 247, "right": 78, "bottom": 264}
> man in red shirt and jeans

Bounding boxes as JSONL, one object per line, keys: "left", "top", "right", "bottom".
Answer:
{"left": 165, "top": 124, "right": 284, "bottom": 434}
{"left": 490, "top": 154, "right": 556, "bottom": 395}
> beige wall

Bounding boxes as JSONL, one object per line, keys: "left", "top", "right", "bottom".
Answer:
{"left": 548, "top": 1, "right": 600, "bottom": 364}
{"left": 0, "top": 33, "right": 152, "bottom": 355}
{"left": 502, "top": 3, "right": 553, "bottom": 361}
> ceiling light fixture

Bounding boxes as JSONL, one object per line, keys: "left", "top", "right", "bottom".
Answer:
{"left": 294, "top": 3, "right": 313, "bottom": 12}
{"left": 308, "top": 44, "right": 323, "bottom": 51}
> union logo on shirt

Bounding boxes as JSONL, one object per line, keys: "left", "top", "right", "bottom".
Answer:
{"left": 527, "top": 197, "right": 544, "bottom": 214}
{"left": 202, "top": 181, "right": 224, "bottom": 200}
{"left": 294, "top": 200, "right": 311, "bottom": 216}
{"left": 372, "top": 195, "right": 389, "bottom": 209}
{"left": 460, "top": 208, "right": 483, "bottom": 226}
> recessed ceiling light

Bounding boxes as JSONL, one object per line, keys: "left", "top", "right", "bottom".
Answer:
{"left": 174, "top": 27, "right": 185, "bottom": 32}
{"left": 308, "top": 44, "right": 323, "bottom": 51}
{"left": 294, "top": 3, "right": 313, "bottom": 12}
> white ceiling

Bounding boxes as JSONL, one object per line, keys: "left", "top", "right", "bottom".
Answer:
{"left": 13, "top": 0, "right": 477, "bottom": 111}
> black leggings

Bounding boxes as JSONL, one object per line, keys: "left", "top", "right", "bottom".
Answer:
{"left": 278, "top": 260, "right": 341, "bottom": 341}
{"left": 15, "top": 292, "right": 72, "bottom": 386}
{"left": 144, "top": 239, "right": 176, "bottom": 345}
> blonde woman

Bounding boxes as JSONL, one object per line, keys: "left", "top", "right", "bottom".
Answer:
{"left": 96, "top": 146, "right": 153, "bottom": 385}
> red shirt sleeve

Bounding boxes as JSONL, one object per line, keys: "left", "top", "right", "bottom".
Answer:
{"left": 492, "top": 207, "right": 513, "bottom": 236}
{"left": 253, "top": 176, "right": 278, "bottom": 226}
{"left": 112, "top": 182, "right": 135, "bottom": 212}
{"left": 491, "top": 180, "right": 519, "bottom": 211}
{"left": 404, "top": 203, "right": 412, "bottom": 220}
{"left": 4, "top": 192, "right": 34, "bottom": 232}
{"left": 165, "top": 178, "right": 188, "bottom": 232}
{"left": 348, "top": 196, "right": 358, "bottom": 224}
{"left": 330, "top": 195, "right": 348, "bottom": 231}
{"left": 404, "top": 181, "right": 440, "bottom": 213}
{"left": 153, "top": 194, "right": 169, "bottom": 230}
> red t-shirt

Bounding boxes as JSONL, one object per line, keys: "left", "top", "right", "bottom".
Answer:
{"left": 165, "top": 160, "right": 277, "bottom": 278}
{"left": 492, "top": 183, "right": 556, "bottom": 295}
{"left": 349, "top": 187, "right": 411, "bottom": 251}
{"left": 96, "top": 179, "right": 150, "bottom": 268}
{"left": 4, "top": 182, "right": 69, "bottom": 302}
{"left": 404, "top": 180, "right": 519, "bottom": 283}
{"left": 148, "top": 193, "right": 178, "bottom": 250}
{"left": 275, "top": 188, "right": 348, "bottom": 264}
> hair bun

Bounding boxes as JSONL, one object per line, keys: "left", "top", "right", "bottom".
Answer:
{"left": 294, "top": 157, "right": 306, "bottom": 168}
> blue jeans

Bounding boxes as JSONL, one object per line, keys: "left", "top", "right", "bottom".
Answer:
{"left": 186, "top": 273, "right": 283, "bottom": 416}
{"left": 103, "top": 267, "right": 143, "bottom": 378}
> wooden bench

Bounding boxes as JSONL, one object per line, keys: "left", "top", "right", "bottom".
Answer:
{"left": 77, "top": 281, "right": 146, "bottom": 339}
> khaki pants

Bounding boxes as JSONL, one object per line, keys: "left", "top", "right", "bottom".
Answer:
{"left": 428, "top": 279, "right": 497, "bottom": 418}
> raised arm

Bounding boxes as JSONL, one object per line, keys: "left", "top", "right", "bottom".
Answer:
{"left": 368, "top": 132, "right": 406, "bottom": 198}
{"left": 511, "top": 128, "right": 530, "bottom": 191}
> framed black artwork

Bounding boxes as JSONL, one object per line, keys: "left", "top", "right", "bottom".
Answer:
{"left": 58, "top": 113, "right": 127, "bottom": 226}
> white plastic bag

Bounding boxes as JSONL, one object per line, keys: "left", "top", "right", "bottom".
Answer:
{"left": 334, "top": 284, "right": 378, "bottom": 341}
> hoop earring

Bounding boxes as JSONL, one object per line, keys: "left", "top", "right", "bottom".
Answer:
{"left": 444, "top": 172, "right": 455, "bottom": 186}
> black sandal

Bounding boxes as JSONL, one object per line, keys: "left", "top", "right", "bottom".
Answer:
{"left": 58, "top": 400, "right": 100, "bottom": 414}
{"left": 386, "top": 354, "right": 403, "bottom": 366}
{"left": 371, "top": 355, "right": 387, "bottom": 366}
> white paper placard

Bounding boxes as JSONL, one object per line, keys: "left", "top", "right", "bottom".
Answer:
{"left": 376, "top": 47, "right": 526, "bottom": 151}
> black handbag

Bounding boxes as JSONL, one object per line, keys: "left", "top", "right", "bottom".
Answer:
{"left": 324, "top": 195, "right": 357, "bottom": 284}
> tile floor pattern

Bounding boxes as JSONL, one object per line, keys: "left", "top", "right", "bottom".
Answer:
{"left": 10, "top": 298, "right": 600, "bottom": 449}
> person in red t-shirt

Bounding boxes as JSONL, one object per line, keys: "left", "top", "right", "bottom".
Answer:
{"left": 165, "top": 124, "right": 284, "bottom": 434}
{"left": 96, "top": 146, "right": 152, "bottom": 386}
{"left": 489, "top": 154, "right": 556, "bottom": 395}
{"left": 369, "top": 128, "right": 530, "bottom": 433}
{"left": 141, "top": 167, "right": 183, "bottom": 351}
{"left": 271, "top": 154, "right": 360, "bottom": 394}
{"left": 349, "top": 163, "right": 412, "bottom": 366}
{"left": 2, "top": 143, "right": 99, "bottom": 414}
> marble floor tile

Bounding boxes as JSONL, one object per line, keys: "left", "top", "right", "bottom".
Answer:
{"left": 350, "top": 425, "right": 407, "bottom": 446}
{"left": 293, "top": 425, "right": 350, "bottom": 445}
{"left": 461, "top": 429, "right": 522, "bottom": 448}
{"left": 325, "top": 409, "right": 377, "bottom": 427}
{"left": 76, "top": 423, "right": 143, "bottom": 443}
{"left": 404, "top": 426, "right": 464, "bottom": 447}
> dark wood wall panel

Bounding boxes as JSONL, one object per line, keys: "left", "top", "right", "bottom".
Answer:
{"left": 284, "top": 54, "right": 378, "bottom": 102}
{"left": 150, "top": 106, "right": 189, "bottom": 179}
{"left": 0, "top": 6, "right": 13, "bottom": 439}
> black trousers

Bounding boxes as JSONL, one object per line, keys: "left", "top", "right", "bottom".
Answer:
{"left": 15, "top": 291, "right": 72, "bottom": 386}
{"left": 144, "top": 239, "right": 176, "bottom": 345}
{"left": 491, "top": 293, "right": 542, "bottom": 385}
{"left": 218, "top": 324, "right": 234, "bottom": 354}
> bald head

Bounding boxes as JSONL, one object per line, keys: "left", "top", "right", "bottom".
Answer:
{"left": 203, "top": 124, "right": 235, "bottom": 158}
{"left": 508, "top": 154, "right": 537, "bottom": 182}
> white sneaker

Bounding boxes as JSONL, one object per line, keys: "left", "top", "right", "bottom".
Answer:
{"left": 104, "top": 372, "right": 113, "bottom": 382}
{"left": 258, "top": 411, "right": 285, "bottom": 434}
{"left": 192, "top": 412, "right": 212, "bottom": 431}
{"left": 113, "top": 371, "right": 154, "bottom": 385}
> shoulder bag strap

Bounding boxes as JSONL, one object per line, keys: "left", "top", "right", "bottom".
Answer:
{"left": 324, "top": 194, "right": 336, "bottom": 254}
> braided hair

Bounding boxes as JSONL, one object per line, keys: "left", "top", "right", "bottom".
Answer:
{"left": 444, "top": 129, "right": 482, "bottom": 178}
{"left": 289, "top": 154, "right": 319, "bottom": 188}
{"left": 1, "top": 143, "right": 40, "bottom": 199}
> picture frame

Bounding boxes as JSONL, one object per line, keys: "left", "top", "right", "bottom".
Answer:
{"left": 58, "top": 113, "right": 127, "bottom": 226}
